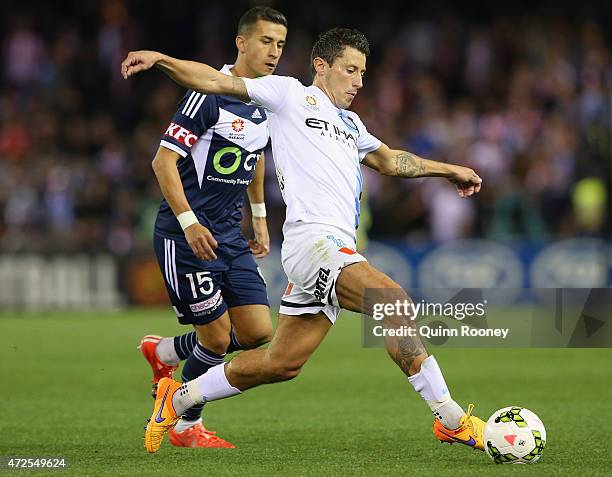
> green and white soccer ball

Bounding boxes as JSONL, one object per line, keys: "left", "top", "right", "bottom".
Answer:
{"left": 484, "top": 406, "right": 546, "bottom": 464}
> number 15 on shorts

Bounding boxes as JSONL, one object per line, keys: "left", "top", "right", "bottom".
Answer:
{"left": 186, "top": 272, "right": 214, "bottom": 298}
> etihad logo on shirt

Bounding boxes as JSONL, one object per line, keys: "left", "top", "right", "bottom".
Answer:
{"left": 164, "top": 122, "right": 198, "bottom": 148}
{"left": 305, "top": 118, "right": 357, "bottom": 148}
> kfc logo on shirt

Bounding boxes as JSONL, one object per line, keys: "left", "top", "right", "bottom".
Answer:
{"left": 164, "top": 122, "right": 198, "bottom": 147}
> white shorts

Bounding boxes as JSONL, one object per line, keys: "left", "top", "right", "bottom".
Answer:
{"left": 279, "top": 222, "right": 367, "bottom": 323}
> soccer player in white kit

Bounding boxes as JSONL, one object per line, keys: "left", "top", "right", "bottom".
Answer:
{"left": 122, "top": 28, "right": 486, "bottom": 454}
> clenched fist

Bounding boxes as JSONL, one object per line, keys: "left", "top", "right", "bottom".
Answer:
{"left": 121, "top": 50, "right": 162, "bottom": 79}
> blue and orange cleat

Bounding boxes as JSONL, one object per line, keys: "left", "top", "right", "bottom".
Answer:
{"left": 144, "top": 377, "right": 182, "bottom": 453}
{"left": 433, "top": 404, "right": 485, "bottom": 451}
{"left": 169, "top": 422, "right": 235, "bottom": 448}
{"left": 139, "top": 335, "right": 178, "bottom": 384}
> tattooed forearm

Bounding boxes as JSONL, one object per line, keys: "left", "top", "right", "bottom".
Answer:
{"left": 394, "top": 152, "right": 425, "bottom": 178}
{"left": 231, "top": 76, "right": 251, "bottom": 103}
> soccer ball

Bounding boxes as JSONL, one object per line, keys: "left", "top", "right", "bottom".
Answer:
{"left": 484, "top": 406, "right": 546, "bottom": 464}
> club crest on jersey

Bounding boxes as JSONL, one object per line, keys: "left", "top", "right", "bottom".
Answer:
{"left": 164, "top": 122, "right": 198, "bottom": 148}
{"left": 232, "top": 118, "right": 245, "bottom": 132}
{"left": 339, "top": 113, "right": 359, "bottom": 133}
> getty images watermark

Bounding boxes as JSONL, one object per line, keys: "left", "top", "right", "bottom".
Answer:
{"left": 369, "top": 298, "right": 509, "bottom": 339}
{"left": 361, "top": 288, "right": 612, "bottom": 348}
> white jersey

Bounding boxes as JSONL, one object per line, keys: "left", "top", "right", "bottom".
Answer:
{"left": 243, "top": 75, "right": 381, "bottom": 238}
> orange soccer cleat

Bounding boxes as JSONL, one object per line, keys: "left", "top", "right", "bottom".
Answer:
{"left": 144, "top": 377, "right": 182, "bottom": 453}
{"left": 433, "top": 404, "right": 485, "bottom": 451}
{"left": 139, "top": 335, "right": 178, "bottom": 384}
{"left": 169, "top": 423, "right": 235, "bottom": 449}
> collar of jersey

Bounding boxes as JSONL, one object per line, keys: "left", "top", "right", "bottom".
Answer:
{"left": 310, "top": 84, "right": 346, "bottom": 113}
{"left": 220, "top": 64, "right": 234, "bottom": 76}
{"left": 310, "top": 84, "right": 357, "bottom": 132}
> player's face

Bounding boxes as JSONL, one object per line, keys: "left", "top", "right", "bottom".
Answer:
{"left": 241, "top": 20, "right": 287, "bottom": 76}
{"left": 326, "top": 46, "right": 366, "bottom": 109}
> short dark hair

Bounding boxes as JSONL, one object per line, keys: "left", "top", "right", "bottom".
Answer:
{"left": 237, "top": 6, "right": 288, "bottom": 36}
{"left": 310, "top": 28, "right": 370, "bottom": 73}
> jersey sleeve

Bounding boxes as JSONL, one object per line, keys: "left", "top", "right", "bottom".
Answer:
{"left": 159, "top": 90, "right": 219, "bottom": 157}
{"left": 242, "top": 75, "right": 299, "bottom": 113}
{"left": 351, "top": 113, "right": 383, "bottom": 162}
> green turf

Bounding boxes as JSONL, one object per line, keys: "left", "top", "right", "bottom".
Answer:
{"left": 1, "top": 309, "right": 610, "bottom": 476}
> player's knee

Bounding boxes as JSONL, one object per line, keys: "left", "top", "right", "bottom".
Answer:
{"left": 238, "top": 324, "right": 273, "bottom": 349}
{"left": 375, "top": 279, "right": 409, "bottom": 302}
{"left": 265, "top": 361, "right": 302, "bottom": 383}
{"left": 272, "top": 365, "right": 301, "bottom": 382}
{"left": 196, "top": 331, "right": 231, "bottom": 355}
{"left": 257, "top": 321, "right": 274, "bottom": 346}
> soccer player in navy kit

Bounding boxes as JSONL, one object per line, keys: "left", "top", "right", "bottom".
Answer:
{"left": 138, "top": 6, "right": 288, "bottom": 448}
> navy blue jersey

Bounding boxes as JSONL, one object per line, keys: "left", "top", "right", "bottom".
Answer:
{"left": 155, "top": 64, "right": 269, "bottom": 241}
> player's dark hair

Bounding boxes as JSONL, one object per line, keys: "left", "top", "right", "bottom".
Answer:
{"left": 237, "top": 6, "right": 288, "bottom": 36}
{"left": 310, "top": 28, "right": 370, "bottom": 74}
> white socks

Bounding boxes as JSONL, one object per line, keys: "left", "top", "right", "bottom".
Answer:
{"left": 172, "top": 364, "right": 241, "bottom": 416}
{"left": 156, "top": 337, "right": 180, "bottom": 366}
{"left": 408, "top": 355, "right": 464, "bottom": 430}
{"left": 431, "top": 400, "right": 465, "bottom": 430}
{"left": 408, "top": 355, "right": 450, "bottom": 401}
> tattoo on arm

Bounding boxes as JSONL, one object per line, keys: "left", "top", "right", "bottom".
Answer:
{"left": 394, "top": 152, "right": 425, "bottom": 177}
{"left": 231, "top": 76, "right": 251, "bottom": 103}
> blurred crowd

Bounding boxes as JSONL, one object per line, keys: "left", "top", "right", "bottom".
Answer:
{"left": 0, "top": 0, "right": 610, "bottom": 254}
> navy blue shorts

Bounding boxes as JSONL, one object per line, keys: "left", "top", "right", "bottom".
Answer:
{"left": 153, "top": 233, "right": 269, "bottom": 325}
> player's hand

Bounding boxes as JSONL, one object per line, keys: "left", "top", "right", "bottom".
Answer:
{"left": 184, "top": 223, "right": 218, "bottom": 261}
{"left": 446, "top": 165, "right": 483, "bottom": 198}
{"left": 121, "top": 50, "right": 162, "bottom": 79}
{"left": 249, "top": 217, "right": 270, "bottom": 258}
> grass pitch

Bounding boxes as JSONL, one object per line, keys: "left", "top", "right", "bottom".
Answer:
{"left": 1, "top": 309, "right": 610, "bottom": 476}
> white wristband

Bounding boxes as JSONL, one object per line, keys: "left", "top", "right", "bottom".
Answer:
{"left": 250, "top": 202, "right": 266, "bottom": 218}
{"left": 176, "top": 210, "right": 199, "bottom": 230}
